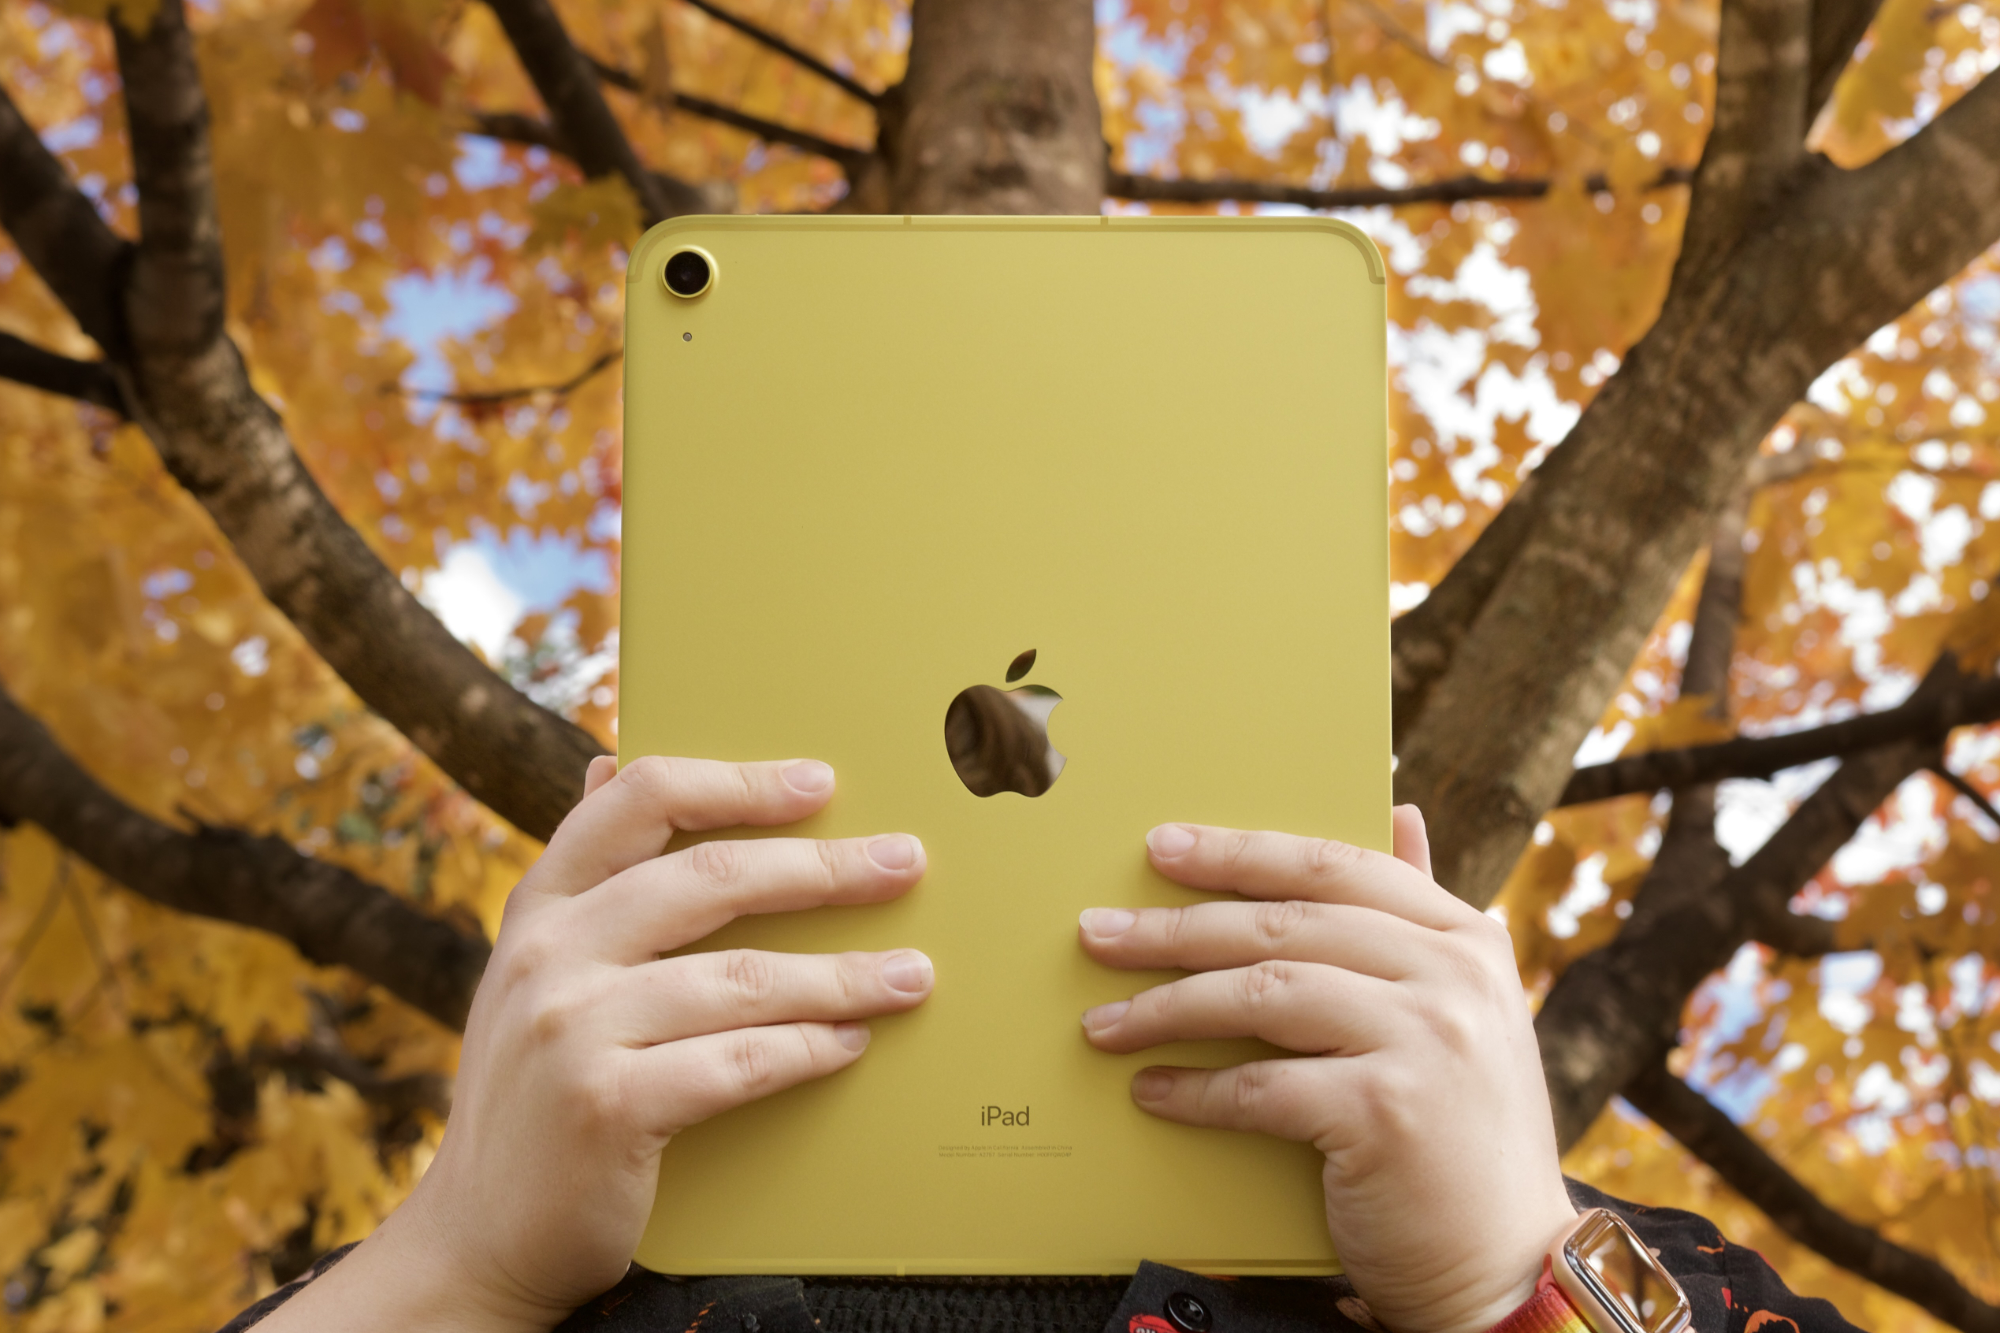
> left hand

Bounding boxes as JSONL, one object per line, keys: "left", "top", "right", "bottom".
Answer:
{"left": 1078, "top": 807, "right": 1575, "bottom": 1333}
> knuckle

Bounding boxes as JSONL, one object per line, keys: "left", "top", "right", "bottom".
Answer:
{"left": 1241, "top": 959, "right": 1290, "bottom": 1008}
{"left": 686, "top": 838, "right": 747, "bottom": 891}
{"left": 1228, "top": 1061, "right": 1279, "bottom": 1118}
{"left": 498, "top": 931, "right": 559, "bottom": 989}
{"left": 621, "top": 754, "right": 678, "bottom": 802}
{"left": 814, "top": 838, "right": 845, "bottom": 886}
{"left": 1442, "top": 930, "right": 1517, "bottom": 1002}
{"left": 1353, "top": 1059, "right": 1423, "bottom": 1136}
{"left": 1471, "top": 911, "right": 1517, "bottom": 954}
{"left": 526, "top": 979, "right": 592, "bottom": 1046}
{"left": 727, "top": 1032, "right": 779, "bottom": 1094}
{"left": 1303, "top": 836, "right": 1364, "bottom": 884}
{"left": 1161, "top": 906, "right": 1195, "bottom": 950}
{"left": 719, "top": 949, "right": 780, "bottom": 1008}
{"left": 1417, "top": 993, "right": 1485, "bottom": 1055}
{"left": 1252, "top": 899, "right": 1311, "bottom": 950}
{"left": 566, "top": 1065, "right": 630, "bottom": 1135}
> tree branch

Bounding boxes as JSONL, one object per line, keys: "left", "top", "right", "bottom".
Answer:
{"left": 464, "top": 107, "right": 739, "bottom": 211}
{"left": 395, "top": 346, "right": 621, "bottom": 407}
{"left": 585, "top": 57, "right": 874, "bottom": 172}
{"left": 1393, "top": 66, "right": 2000, "bottom": 909}
{"left": 677, "top": 0, "right": 883, "bottom": 107}
{"left": 255, "top": 990, "right": 455, "bottom": 1118}
{"left": 1625, "top": 1064, "right": 2000, "bottom": 1333}
{"left": 1750, "top": 904, "right": 1839, "bottom": 956}
{"left": 466, "top": 109, "right": 571, "bottom": 155}
{"left": 90, "top": 0, "right": 607, "bottom": 842}
{"left": 0, "top": 80, "right": 130, "bottom": 350}
{"left": 1108, "top": 166, "right": 1695, "bottom": 211}
{"left": 1673, "top": 0, "right": 1814, "bottom": 283}
{"left": 1590, "top": 465, "right": 1758, "bottom": 988}
{"left": 112, "top": 0, "right": 226, "bottom": 360}
{"left": 1559, "top": 663, "right": 2000, "bottom": 807}
{"left": 1807, "top": 0, "right": 1886, "bottom": 124}
{"left": 1932, "top": 763, "right": 2000, "bottom": 831}
{"left": 1538, "top": 721, "right": 1941, "bottom": 1148}
{"left": 0, "top": 332, "right": 129, "bottom": 415}
{"left": 481, "top": 0, "right": 686, "bottom": 225}
{"left": 1536, "top": 658, "right": 1981, "bottom": 1148}
{"left": 0, "top": 679, "right": 487, "bottom": 1031}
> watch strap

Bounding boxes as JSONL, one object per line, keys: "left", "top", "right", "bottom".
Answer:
{"left": 1484, "top": 1260, "right": 1592, "bottom": 1333}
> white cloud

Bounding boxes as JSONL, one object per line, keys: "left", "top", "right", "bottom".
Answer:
{"left": 421, "top": 543, "right": 526, "bottom": 659}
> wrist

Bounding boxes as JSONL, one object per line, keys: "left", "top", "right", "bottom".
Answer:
{"left": 253, "top": 1189, "right": 565, "bottom": 1333}
{"left": 375, "top": 1182, "right": 573, "bottom": 1333}
{"left": 1482, "top": 1264, "right": 1588, "bottom": 1333}
{"left": 1411, "top": 1207, "right": 1579, "bottom": 1333}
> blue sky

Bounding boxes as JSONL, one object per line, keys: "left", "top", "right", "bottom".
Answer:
{"left": 382, "top": 166, "right": 613, "bottom": 656}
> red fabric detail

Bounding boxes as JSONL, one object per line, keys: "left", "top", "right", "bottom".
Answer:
{"left": 1130, "top": 1316, "right": 1179, "bottom": 1333}
{"left": 1745, "top": 1313, "right": 1801, "bottom": 1333}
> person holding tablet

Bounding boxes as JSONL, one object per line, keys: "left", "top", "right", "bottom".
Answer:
{"left": 226, "top": 756, "right": 1860, "bottom": 1333}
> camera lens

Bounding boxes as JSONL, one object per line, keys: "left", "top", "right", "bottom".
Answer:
{"left": 663, "top": 248, "right": 712, "bottom": 298}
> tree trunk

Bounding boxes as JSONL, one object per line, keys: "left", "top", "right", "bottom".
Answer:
{"left": 883, "top": 0, "right": 1104, "bottom": 215}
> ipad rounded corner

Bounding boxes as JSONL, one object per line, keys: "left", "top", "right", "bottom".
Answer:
{"left": 1307, "top": 219, "right": 1386, "bottom": 286}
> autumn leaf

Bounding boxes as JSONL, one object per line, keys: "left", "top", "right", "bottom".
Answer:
{"left": 296, "top": 0, "right": 454, "bottom": 106}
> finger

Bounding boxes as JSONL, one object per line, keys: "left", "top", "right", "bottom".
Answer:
{"left": 1128, "top": 1058, "right": 1349, "bottom": 1147}
{"left": 582, "top": 754, "right": 619, "bottom": 799}
{"left": 577, "top": 832, "right": 926, "bottom": 957}
{"left": 1391, "top": 805, "right": 1432, "bottom": 877}
{"left": 1080, "top": 961, "right": 1403, "bottom": 1055}
{"left": 612, "top": 948, "right": 934, "bottom": 1045}
{"left": 1145, "top": 823, "right": 1475, "bottom": 932}
{"left": 1078, "top": 899, "right": 1433, "bottom": 981}
{"left": 535, "top": 756, "right": 837, "bottom": 898}
{"left": 625, "top": 1020, "right": 872, "bottom": 1139}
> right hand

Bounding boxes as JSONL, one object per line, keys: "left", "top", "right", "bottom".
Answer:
{"left": 264, "top": 755, "right": 934, "bottom": 1333}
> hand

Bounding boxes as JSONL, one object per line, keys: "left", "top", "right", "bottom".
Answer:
{"left": 1079, "top": 808, "right": 1574, "bottom": 1333}
{"left": 262, "top": 756, "right": 935, "bottom": 1333}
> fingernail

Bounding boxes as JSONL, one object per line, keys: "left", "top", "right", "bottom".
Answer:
{"left": 784, "top": 760, "right": 834, "bottom": 794}
{"left": 1080, "top": 908, "right": 1137, "bottom": 937}
{"left": 1081, "top": 1000, "right": 1130, "bottom": 1033}
{"left": 880, "top": 951, "right": 934, "bottom": 994}
{"left": 867, "top": 834, "right": 921, "bottom": 870}
{"left": 835, "top": 1022, "right": 871, "bottom": 1051}
{"left": 1132, "top": 1069, "right": 1173, "bottom": 1101}
{"left": 1147, "top": 824, "right": 1196, "bottom": 857}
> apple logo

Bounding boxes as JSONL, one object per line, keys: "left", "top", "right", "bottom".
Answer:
{"left": 944, "top": 649, "right": 1067, "bottom": 798}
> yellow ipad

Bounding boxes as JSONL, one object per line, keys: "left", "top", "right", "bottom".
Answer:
{"left": 619, "top": 216, "right": 1387, "bottom": 1276}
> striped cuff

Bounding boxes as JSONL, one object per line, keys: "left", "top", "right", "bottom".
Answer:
{"left": 1484, "top": 1260, "right": 1591, "bottom": 1333}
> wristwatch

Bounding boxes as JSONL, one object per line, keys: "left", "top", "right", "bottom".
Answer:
{"left": 1551, "top": 1209, "right": 1693, "bottom": 1333}
{"left": 1491, "top": 1210, "right": 1693, "bottom": 1333}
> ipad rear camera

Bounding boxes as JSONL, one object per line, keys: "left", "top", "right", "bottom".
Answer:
{"left": 663, "top": 247, "right": 714, "bottom": 298}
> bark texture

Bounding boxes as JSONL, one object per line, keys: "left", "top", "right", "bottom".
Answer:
{"left": 0, "top": 680, "right": 487, "bottom": 1030}
{"left": 882, "top": 0, "right": 1104, "bottom": 215}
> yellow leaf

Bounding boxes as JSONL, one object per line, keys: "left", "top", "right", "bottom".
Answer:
{"left": 526, "top": 177, "right": 643, "bottom": 253}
